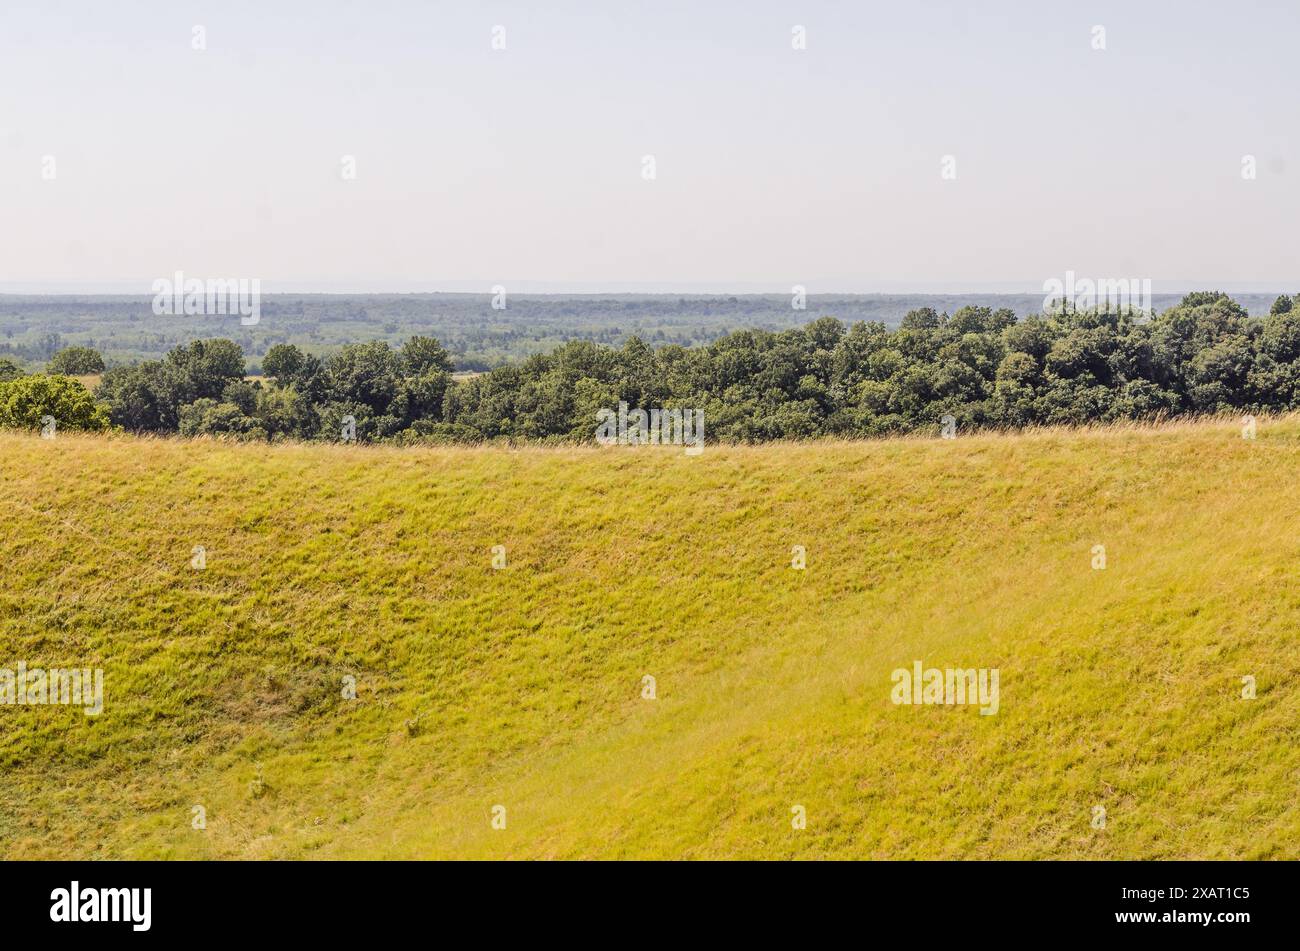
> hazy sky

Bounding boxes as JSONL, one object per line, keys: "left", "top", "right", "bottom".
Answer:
{"left": 2, "top": 0, "right": 1297, "bottom": 292}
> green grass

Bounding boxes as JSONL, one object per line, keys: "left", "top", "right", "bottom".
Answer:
{"left": 1, "top": 419, "right": 1297, "bottom": 859}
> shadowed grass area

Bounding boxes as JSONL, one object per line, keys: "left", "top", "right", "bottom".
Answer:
{"left": 0, "top": 419, "right": 1296, "bottom": 858}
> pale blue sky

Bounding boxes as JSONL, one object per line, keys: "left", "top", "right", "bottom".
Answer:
{"left": 1, "top": 0, "right": 1297, "bottom": 291}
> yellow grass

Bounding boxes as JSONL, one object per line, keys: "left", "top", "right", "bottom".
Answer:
{"left": 0, "top": 417, "right": 1296, "bottom": 858}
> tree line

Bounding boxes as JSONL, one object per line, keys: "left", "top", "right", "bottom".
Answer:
{"left": 3, "top": 291, "right": 1299, "bottom": 442}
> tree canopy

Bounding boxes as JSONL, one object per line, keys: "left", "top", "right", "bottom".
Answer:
{"left": 0, "top": 375, "right": 110, "bottom": 432}
{"left": 66, "top": 293, "right": 1300, "bottom": 444}
{"left": 46, "top": 345, "right": 106, "bottom": 375}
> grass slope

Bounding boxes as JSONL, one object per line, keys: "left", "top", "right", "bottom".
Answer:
{"left": 1, "top": 420, "right": 1297, "bottom": 859}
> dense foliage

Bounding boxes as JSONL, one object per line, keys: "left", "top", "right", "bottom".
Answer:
{"left": 0, "top": 375, "right": 110, "bottom": 432}
{"left": 46, "top": 345, "right": 106, "bottom": 375}
{"left": 15, "top": 292, "right": 1300, "bottom": 443}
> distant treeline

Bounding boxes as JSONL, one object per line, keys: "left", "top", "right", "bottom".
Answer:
{"left": 0, "top": 291, "right": 1284, "bottom": 371}
{"left": 2, "top": 291, "right": 1299, "bottom": 442}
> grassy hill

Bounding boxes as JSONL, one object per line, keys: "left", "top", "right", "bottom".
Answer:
{"left": 1, "top": 419, "right": 1297, "bottom": 859}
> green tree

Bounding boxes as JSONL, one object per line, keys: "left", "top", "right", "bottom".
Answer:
{"left": 0, "top": 358, "right": 25, "bottom": 382}
{"left": 47, "top": 346, "right": 106, "bottom": 375}
{"left": 400, "top": 336, "right": 454, "bottom": 375}
{"left": 164, "top": 339, "right": 246, "bottom": 401}
{"left": 0, "top": 375, "right": 110, "bottom": 431}
{"left": 262, "top": 343, "right": 306, "bottom": 385}
{"left": 178, "top": 398, "right": 266, "bottom": 440}
{"left": 97, "top": 363, "right": 165, "bottom": 431}
{"left": 324, "top": 342, "right": 403, "bottom": 415}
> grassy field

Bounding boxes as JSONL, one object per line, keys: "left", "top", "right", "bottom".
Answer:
{"left": 1, "top": 419, "right": 1297, "bottom": 859}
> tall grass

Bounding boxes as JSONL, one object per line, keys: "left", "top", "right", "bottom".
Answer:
{"left": 1, "top": 418, "right": 1296, "bottom": 858}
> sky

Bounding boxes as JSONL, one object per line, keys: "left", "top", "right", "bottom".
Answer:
{"left": 1, "top": 0, "right": 1297, "bottom": 293}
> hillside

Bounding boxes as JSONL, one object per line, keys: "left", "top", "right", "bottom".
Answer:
{"left": 1, "top": 420, "right": 1297, "bottom": 859}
